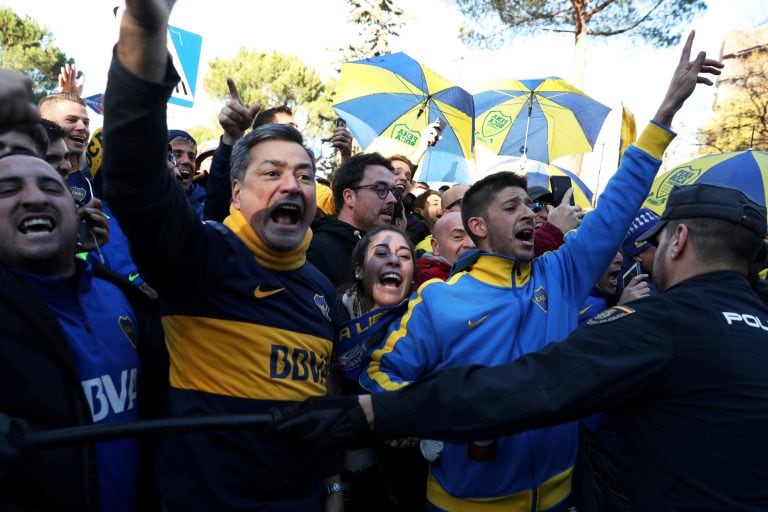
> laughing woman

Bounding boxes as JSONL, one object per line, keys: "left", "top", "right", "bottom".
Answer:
{"left": 332, "top": 224, "right": 425, "bottom": 511}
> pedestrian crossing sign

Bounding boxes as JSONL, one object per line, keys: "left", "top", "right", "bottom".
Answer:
{"left": 167, "top": 25, "right": 202, "bottom": 108}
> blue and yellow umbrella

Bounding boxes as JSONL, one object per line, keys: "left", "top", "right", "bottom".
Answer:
{"left": 332, "top": 52, "right": 475, "bottom": 183}
{"left": 473, "top": 77, "right": 611, "bottom": 164}
{"left": 644, "top": 150, "right": 768, "bottom": 215}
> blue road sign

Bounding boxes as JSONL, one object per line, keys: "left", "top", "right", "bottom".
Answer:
{"left": 84, "top": 93, "right": 105, "bottom": 115}
{"left": 167, "top": 25, "right": 202, "bottom": 108}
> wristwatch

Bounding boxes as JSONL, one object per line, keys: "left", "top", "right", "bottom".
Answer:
{"left": 325, "top": 481, "right": 350, "bottom": 496}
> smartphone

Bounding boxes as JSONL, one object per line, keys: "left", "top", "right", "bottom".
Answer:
{"left": 335, "top": 117, "right": 347, "bottom": 128}
{"left": 434, "top": 118, "right": 446, "bottom": 132}
{"left": 550, "top": 176, "right": 574, "bottom": 207}
{"left": 622, "top": 261, "right": 642, "bottom": 288}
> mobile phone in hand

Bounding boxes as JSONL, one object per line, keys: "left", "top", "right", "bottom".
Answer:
{"left": 622, "top": 261, "right": 642, "bottom": 288}
{"left": 550, "top": 176, "right": 574, "bottom": 207}
{"left": 335, "top": 117, "right": 347, "bottom": 128}
{"left": 434, "top": 118, "right": 446, "bottom": 132}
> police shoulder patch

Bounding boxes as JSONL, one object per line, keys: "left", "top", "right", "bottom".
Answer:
{"left": 586, "top": 306, "right": 635, "bottom": 325}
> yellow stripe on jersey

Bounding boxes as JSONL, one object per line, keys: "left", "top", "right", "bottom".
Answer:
{"left": 163, "top": 316, "right": 333, "bottom": 400}
{"left": 426, "top": 466, "right": 572, "bottom": 511}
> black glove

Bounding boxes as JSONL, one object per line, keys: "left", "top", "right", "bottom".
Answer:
{"left": 272, "top": 395, "right": 372, "bottom": 451}
{"left": 0, "top": 412, "right": 29, "bottom": 479}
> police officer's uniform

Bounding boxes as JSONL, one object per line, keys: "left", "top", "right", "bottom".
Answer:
{"left": 371, "top": 184, "right": 768, "bottom": 511}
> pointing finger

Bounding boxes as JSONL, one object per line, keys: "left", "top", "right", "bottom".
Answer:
{"left": 562, "top": 187, "right": 574, "bottom": 204}
{"left": 227, "top": 77, "right": 243, "bottom": 105}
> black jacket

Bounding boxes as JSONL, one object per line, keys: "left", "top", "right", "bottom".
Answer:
{"left": 307, "top": 216, "right": 362, "bottom": 288}
{"left": 374, "top": 272, "right": 768, "bottom": 511}
{"left": 0, "top": 263, "right": 165, "bottom": 512}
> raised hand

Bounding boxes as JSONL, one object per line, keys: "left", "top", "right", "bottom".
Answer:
{"left": 58, "top": 63, "right": 84, "bottom": 96}
{"left": 545, "top": 188, "right": 585, "bottom": 234}
{"left": 76, "top": 198, "right": 110, "bottom": 252}
{"left": 619, "top": 273, "right": 651, "bottom": 304}
{"left": 219, "top": 77, "right": 260, "bottom": 145}
{"left": 118, "top": 0, "right": 177, "bottom": 81}
{"left": 330, "top": 125, "right": 354, "bottom": 163}
{"left": 0, "top": 68, "right": 39, "bottom": 130}
{"left": 654, "top": 30, "right": 724, "bottom": 126}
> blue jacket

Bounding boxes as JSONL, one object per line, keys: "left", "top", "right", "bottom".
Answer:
{"left": 361, "top": 122, "right": 674, "bottom": 511}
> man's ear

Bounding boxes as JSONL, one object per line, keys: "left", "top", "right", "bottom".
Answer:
{"left": 232, "top": 180, "right": 242, "bottom": 210}
{"left": 342, "top": 188, "right": 355, "bottom": 209}
{"left": 670, "top": 223, "right": 690, "bottom": 260}
{"left": 467, "top": 216, "right": 487, "bottom": 240}
{"left": 431, "top": 236, "right": 439, "bottom": 256}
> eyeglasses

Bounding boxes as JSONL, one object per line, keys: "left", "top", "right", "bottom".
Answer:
{"left": 443, "top": 197, "right": 463, "bottom": 211}
{"left": 351, "top": 183, "right": 401, "bottom": 200}
{"left": 532, "top": 201, "right": 545, "bottom": 213}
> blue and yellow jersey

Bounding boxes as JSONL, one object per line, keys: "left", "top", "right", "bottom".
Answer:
{"left": 103, "top": 55, "right": 337, "bottom": 510}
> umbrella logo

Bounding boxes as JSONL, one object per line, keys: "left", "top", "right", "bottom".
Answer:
{"left": 388, "top": 123, "right": 420, "bottom": 148}
{"left": 477, "top": 110, "right": 511, "bottom": 143}
{"left": 647, "top": 166, "right": 702, "bottom": 209}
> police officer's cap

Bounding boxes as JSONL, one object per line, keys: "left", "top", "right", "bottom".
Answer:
{"left": 637, "top": 183, "right": 767, "bottom": 243}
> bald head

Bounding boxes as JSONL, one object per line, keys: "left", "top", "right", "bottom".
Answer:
{"left": 432, "top": 211, "right": 474, "bottom": 264}
{"left": 0, "top": 153, "right": 79, "bottom": 276}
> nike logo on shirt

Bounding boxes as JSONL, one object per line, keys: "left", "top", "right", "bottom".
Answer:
{"left": 254, "top": 285, "right": 285, "bottom": 299}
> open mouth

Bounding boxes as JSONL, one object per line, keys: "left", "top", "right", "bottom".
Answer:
{"left": 69, "top": 135, "right": 86, "bottom": 146}
{"left": 379, "top": 272, "right": 402, "bottom": 288}
{"left": 271, "top": 203, "right": 302, "bottom": 225}
{"left": 515, "top": 227, "right": 534, "bottom": 243}
{"left": 179, "top": 170, "right": 192, "bottom": 181}
{"left": 19, "top": 215, "right": 55, "bottom": 234}
{"left": 608, "top": 269, "right": 620, "bottom": 286}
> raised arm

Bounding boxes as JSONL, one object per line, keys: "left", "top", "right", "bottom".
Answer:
{"left": 116, "top": 0, "right": 174, "bottom": 82}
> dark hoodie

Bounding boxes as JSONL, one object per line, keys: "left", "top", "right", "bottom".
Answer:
{"left": 307, "top": 216, "right": 363, "bottom": 287}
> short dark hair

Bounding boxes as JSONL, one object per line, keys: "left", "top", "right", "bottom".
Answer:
{"left": 252, "top": 105, "right": 294, "bottom": 130}
{"left": 665, "top": 217, "right": 764, "bottom": 271}
{"left": 462, "top": 171, "right": 528, "bottom": 243}
{"left": 38, "top": 92, "right": 86, "bottom": 109}
{"left": 332, "top": 152, "right": 393, "bottom": 209}
{"left": 350, "top": 223, "right": 413, "bottom": 284}
{"left": 0, "top": 122, "right": 49, "bottom": 157}
{"left": 230, "top": 123, "right": 314, "bottom": 183}
{"left": 40, "top": 119, "right": 67, "bottom": 145}
{"left": 413, "top": 189, "right": 440, "bottom": 211}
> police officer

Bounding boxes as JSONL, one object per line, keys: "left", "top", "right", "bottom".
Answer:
{"left": 277, "top": 183, "right": 768, "bottom": 510}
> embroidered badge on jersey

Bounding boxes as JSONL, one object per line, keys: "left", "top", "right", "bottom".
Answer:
{"left": 314, "top": 293, "right": 331, "bottom": 322}
{"left": 118, "top": 315, "right": 137, "bottom": 348}
{"left": 532, "top": 286, "right": 548, "bottom": 312}
{"left": 587, "top": 306, "right": 635, "bottom": 325}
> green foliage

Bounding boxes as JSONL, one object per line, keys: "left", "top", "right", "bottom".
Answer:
{"left": 453, "top": 0, "right": 707, "bottom": 48}
{"left": 0, "top": 7, "right": 69, "bottom": 102}
{"left": 203, "top": 49, "right": 336, "bottom": 139}
{"left": 698, "top": 53, "right": 768, "bottom": 154}
{"left": 340, "top": 0, "right": 405, "bottom": 63}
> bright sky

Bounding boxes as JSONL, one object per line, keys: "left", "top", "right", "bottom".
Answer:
{"left": 4, "top": 0, "right": 768, "bottom": 192}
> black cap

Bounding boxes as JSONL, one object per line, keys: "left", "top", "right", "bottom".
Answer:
{"left": 528, "top": 185, "right": 553, "bottom": 203}
{"left": 637, "top": 183, "right": 767, "bottom": 243}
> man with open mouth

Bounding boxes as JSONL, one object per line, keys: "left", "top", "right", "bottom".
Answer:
{"left": 359, "top": 31, "right": 723, "bottom": 512}
{"left": 101, "top": 1, "right": 341, "bottom": 509}
{"left": 167, "top": 129, "right": 207, "bottom": 219}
